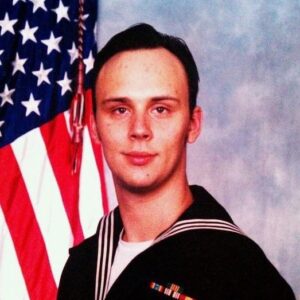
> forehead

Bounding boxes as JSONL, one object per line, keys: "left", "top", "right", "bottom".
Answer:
{"left": 96, "top": 48, "right": 188, "bottom": 98}
{"left": 99, "top": 47, "right": 185, "bottom": 73}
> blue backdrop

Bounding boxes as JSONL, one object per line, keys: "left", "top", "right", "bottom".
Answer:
{"left": 96, "top": 1, "right": 300, "bottom": 297}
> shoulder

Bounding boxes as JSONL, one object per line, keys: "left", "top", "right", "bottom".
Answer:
{"left": 57, "top": 209, "right": 121, "bottom": 299}
{"left": 67, "top": 207, "right": 121, "bottom": 258}
{"left": 146, "top": 227, "right": 295, "bottom": 298}
{"left": 151, "top": 185, "right": 296, "bottom": 298}
{"left": 57, "top": 233, "right": 98, "bottom": 300}
{"left": 69, "top": 232, "right": 98, "bottom": 260}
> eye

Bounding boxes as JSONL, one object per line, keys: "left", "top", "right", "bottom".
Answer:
{"left": 113, "top": 107, "right": 128, "bottom": 114}
{"left": 154, "top": 106, "right": 168, "bottom": 114}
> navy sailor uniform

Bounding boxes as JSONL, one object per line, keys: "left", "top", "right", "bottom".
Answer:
{"left": 58, "top": 186, "right": 295, "bottom": 299}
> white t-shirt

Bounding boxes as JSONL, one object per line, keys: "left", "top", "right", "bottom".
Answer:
{"left": 107, "top": 234, "right": 153, "bottom": 291}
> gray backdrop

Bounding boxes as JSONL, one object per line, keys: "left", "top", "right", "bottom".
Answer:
{"left": 96, "top": 1, "right": 300, "bottom": 297}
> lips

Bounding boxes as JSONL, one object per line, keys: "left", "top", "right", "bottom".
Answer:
{"left": 124, "top": 151, "right": 157, "bottom": 166}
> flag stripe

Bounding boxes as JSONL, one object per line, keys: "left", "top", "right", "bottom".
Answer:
{"left": 79, "top": 125, "right": 104, "bottom": 238}
{"left": 40, "top": 112, "right": 84, "bottom": 245}
{"left": 0, "top": 207, "right": 30, "bottom": 300}
{"left": 0, "top": 145, "right": 57, "bottom": 300}
{"left": 85, "top": 90, "right": 110, "bottom": 214}
{"left": 11, "top": 129, "right": 72, "bottom": 285}
{"left": 0, "top": 1, "right": 106, "bottom": 297}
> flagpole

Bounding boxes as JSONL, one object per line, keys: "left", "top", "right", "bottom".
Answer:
{"left": 71, "top": 0, "right": 85, "bottom": 174}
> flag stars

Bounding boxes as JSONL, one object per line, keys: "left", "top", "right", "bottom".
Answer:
{"left": 30, "top": 0, "right": 47, "bottom": 13}
{"left": 0, "top": 13, "right": 18, "bottom": 35}
{"left": 80, "top": 13, "right": 89, "bottom": 30}
{"left": 41, "top": 32, "right": 62, "bottom": 54}
{"left": 75, "top": 14, "right": 89, "bottom": 30}
{"left": 32, "top": 63, "right": 52, "bottom": 86}
{"left": 52, "top": 0, "right": 70, "bottom": 23}
{"left": 0, "top": 85, "right": 15, "bottom": 107}
{"left": 68, "top": 43, "right": 78, "bottom": 64}
{"left": 21, "top": 94, "right": 41, "bottom": 116}
{"left": 20, "top": 21, "right": 38, "bottom": 44}
{"left": 13, "top": 0, "right": 26, "bottom": 5}
{"left": 57, "top": 72, "right": 72, "bottom": 95}
{"left": 12, "top": 53, "right": 27, "bottom": 75}
{"left": 84, "top": 51, "right": 94, "bottom": 74}
{"left": 0, "top": 121, "right": 4, "bottom": 138}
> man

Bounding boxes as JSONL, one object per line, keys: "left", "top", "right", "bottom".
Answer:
{"left": 58, "top": 24, "right": 295, "bottom": 299}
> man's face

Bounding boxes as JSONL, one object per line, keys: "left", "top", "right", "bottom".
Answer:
{"left": 95, "top": 48, "right": 201, "bottom": 193}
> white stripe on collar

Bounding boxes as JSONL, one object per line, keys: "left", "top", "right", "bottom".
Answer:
{"left": 95, "top": 211, "right": 115, "bottom": 300}
{"left": 156, "top": 219, "right": 243, "bottom": 243}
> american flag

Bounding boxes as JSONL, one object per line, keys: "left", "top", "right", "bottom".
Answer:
{"left": 0, "top": 0, "right": 114, "bottom": 299}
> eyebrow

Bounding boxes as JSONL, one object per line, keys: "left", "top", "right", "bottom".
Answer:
{"left": 100, "top": 96, "right": 180, "bottom": 105}
{"left": 100, "top": 97, "right": 128, "bottom": 105}
{"left": 151, "top": 96, "right": 180, "bottom": 102}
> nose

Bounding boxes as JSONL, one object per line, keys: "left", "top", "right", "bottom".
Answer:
{"left": 129, "top": 112, "right": 152, "bottom": 141}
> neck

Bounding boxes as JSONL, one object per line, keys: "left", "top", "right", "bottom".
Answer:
{"left": 115, "top": 176, "right": 193, "bottom": 242}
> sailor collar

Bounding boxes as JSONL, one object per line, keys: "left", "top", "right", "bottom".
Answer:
{"left": 94, "top": 185, "right": 243, "bottom": 300}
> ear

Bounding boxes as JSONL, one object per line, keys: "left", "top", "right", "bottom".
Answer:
{"left": 187, "top": 106, "right": 202, "bottom": 144}
{"left": 89, "top": 113, "right": 101, "bottom": 144}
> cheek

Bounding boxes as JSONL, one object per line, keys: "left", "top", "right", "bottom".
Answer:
{"left": 157, "top": 120, "right": 189, "bottom": 144}
{"left": 156, "top": 126, "right": 188, "bottom": 161}
{"left": 98, "top": 122, "right": 125, "bottom": 150}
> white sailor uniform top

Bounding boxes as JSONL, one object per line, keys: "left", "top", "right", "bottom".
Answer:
{"left": 58, "top": 186, "right": 295, "bottom": 300}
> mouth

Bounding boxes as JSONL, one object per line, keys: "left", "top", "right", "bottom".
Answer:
{"left": 123, "top": 151, "right": 157, "bottom": 166}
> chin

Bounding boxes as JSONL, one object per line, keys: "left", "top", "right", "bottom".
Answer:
{"left": 115, "top": 176, "right": 160, "bottom": 195}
